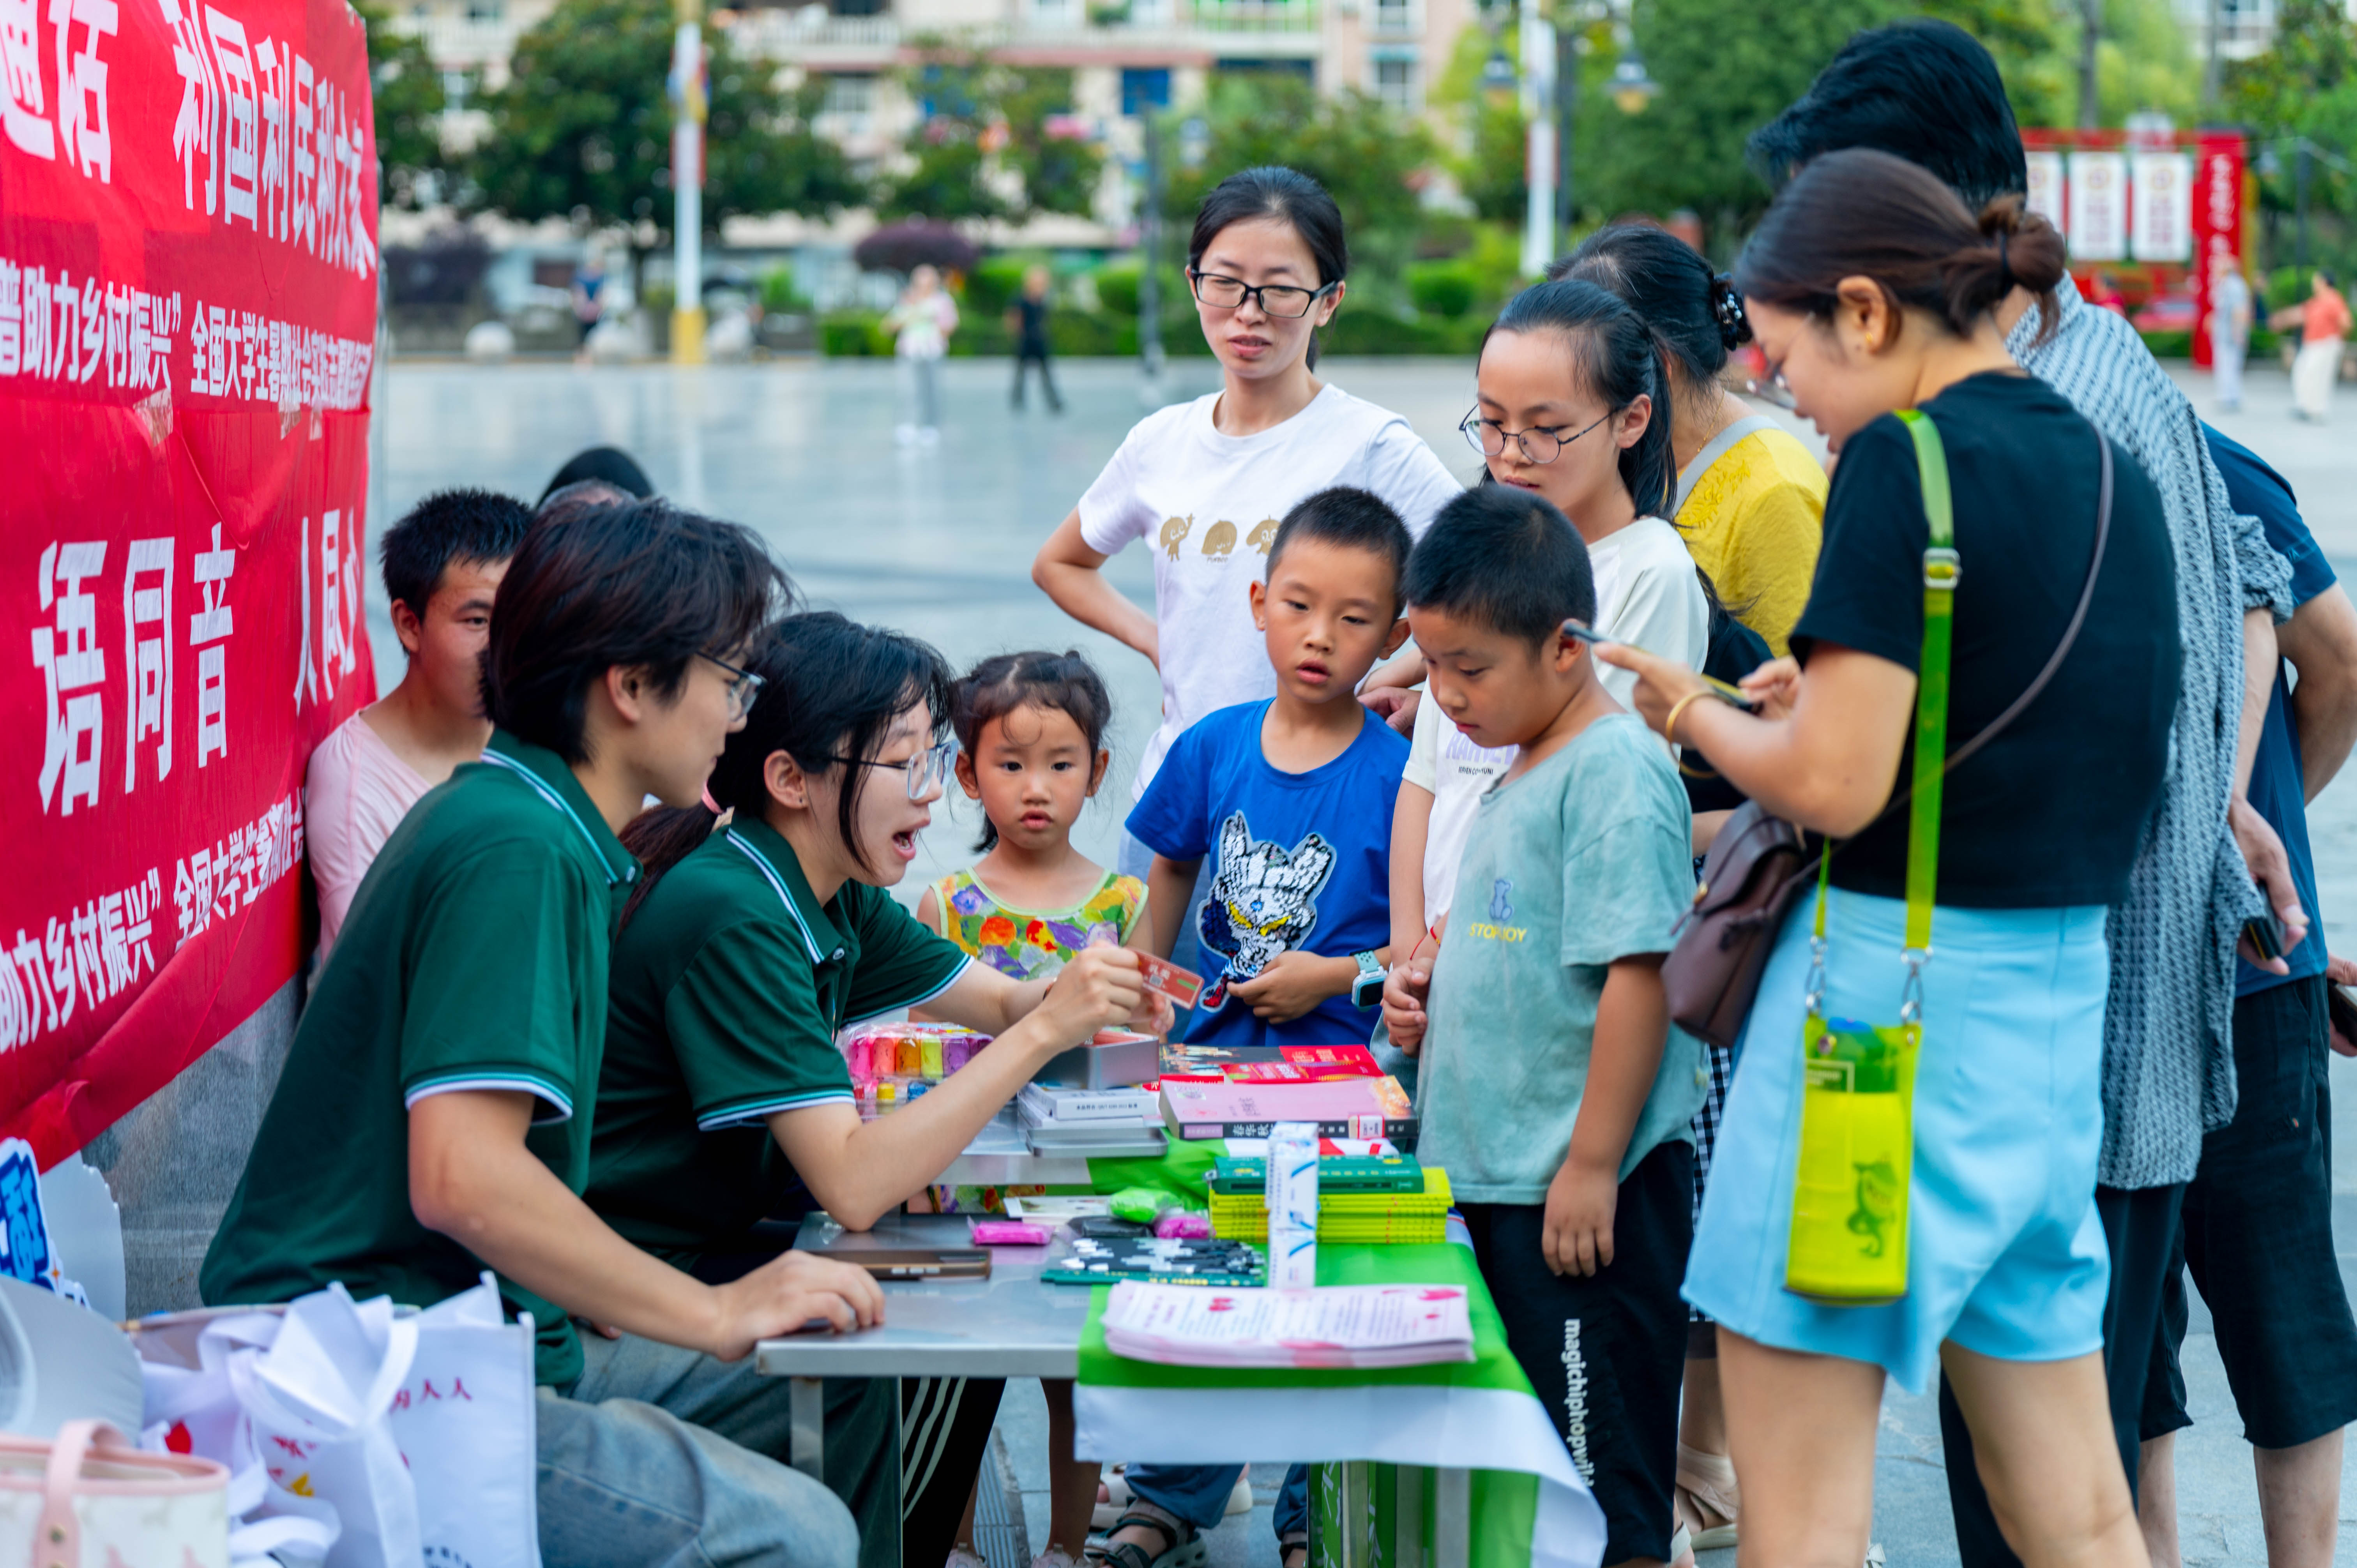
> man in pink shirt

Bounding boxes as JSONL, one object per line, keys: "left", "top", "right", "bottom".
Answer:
{"left": 307, "top": 489, "right": 532, "bottom": 955}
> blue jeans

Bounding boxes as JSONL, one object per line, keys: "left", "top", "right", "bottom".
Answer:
{"left": 1124, "top": 1463, "right": 1309, "bottom": 1543}
{"left": 539, "top": 1332, "right": 861, "bottom": 1568}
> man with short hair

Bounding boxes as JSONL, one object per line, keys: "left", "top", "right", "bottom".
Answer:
{"left": 306, "top": 487, "right": 530, "bottom": 955}
{"left": 1751, "top": 22, "right": 2309, "bottom": 1566}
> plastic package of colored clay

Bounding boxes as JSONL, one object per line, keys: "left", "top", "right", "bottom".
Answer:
{"left": 1153, "top": 1210, "right": 1211, "bottom": 1240}
{"left": 1106, "top": 1186, "right": 1175, "bottom": 1225}
{"left": 972, "top": 1220, "right": 1052, "bottom": 1245}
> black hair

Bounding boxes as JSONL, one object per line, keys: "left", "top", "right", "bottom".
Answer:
{"left": 1264, "top": 486, "right": 1413, "bottom": 616}
{"left": 622, "top": 612, "right": 955, "bottom": 920}
{"left": 1484, "top": 279, "right": 1678, "bottom": 519}
{"left": 538, "top": 445, "right": 656, "bottom": 507}
{"left": 1553, "top": 225, "right": 1751, "bottom": 396}
{"left": 1188, "top": 166, "right": 1348, "bottom": 370}
{"left": 1405, "top": 485, "right": 1596, "bottom": 648}
{"left": 378, "top": 487, "right": 531, "bottom": 622}
{"left": 949, "top": 649, "right": 1115, "bottom": 852}
{"left": 1734, "top": 148, "right": 2066, "bottom": 344}
{"left": 482, "top": 498, "right": 790, "bottom": 765}
{"left": 1747, "top": 19, "right": 2027, "bottom": 214}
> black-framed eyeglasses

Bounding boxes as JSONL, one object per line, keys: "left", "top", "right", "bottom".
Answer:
{"left": 700, "top": 651, "right": 766, "bottom": 719}
{"left": 1745, "top": 364, "right": 1797, "bottom": 411}
{"left": 1459, "top": 409, "right": 1610, "bottom": 466}
{"left": 826, "top": 740, "right": 955, "bottom": 800}
{"left": 1188, "top": 270, "right": 1338, "bottom": 319}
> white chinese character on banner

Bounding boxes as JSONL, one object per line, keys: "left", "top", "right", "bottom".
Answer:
{"left": 49, "top": 0, "right": 113, "bottom": 182}
{"left": 69, "top": 900, "right": 104, "bottom": 1006}
{"left": 189, "top": 521, "right": 232, "bottom": 765}
{"left": 319, "top": 507, "right": 344, "bottom": 694}
{"left": 21, "top": 266, "right": 49, "bottom": 380}
{"left": 290, "top": 514, "right": 315, "bottom": 710}
{"left": 10, "top": 928, "right": 55, "bottom": 1038}
{"left": 73, "top": 272, "right": 99, "bottom": 381}
{"left": 42, "top": 916, "right": 75, "bottom": 1027}
{"left": 0, "top": 260, "right": 18, "bottom": 376}
{"left": 122, "top": 536, "right": 171, "bottom": 790}
{"left": 119, "top": 868, "right": 158, "bottom": 982}
{"left": 0, "top": 931, "right": 29, "bottom": 1049}
{"left": 172, "top": 849, "right": 210, "bottom": 945}
{"left": 289, "top": 51, "right": 311, "bottom": 248}
{"left": 159, "top": 0, "right": 216, "bottom": 213}
{"left": 32, "top": 540, "right": 106, "bottom": 816}
{"left": 2, "top": 0, "right": 53, "bottom": 159}
{"left": 254, "top": 36, "right": 284, "bottom": 237}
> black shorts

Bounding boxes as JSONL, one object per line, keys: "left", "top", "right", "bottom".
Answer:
{"left": 1459, "top": 1140, "right": 1693, "bottom": 1566}
{"left": 2142, "top": 976, "right": 2357, "bottom": 1450}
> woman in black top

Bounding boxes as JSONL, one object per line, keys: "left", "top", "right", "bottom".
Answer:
{"left": 1606, "top": 148, "right": 2179, "bottom": 1568}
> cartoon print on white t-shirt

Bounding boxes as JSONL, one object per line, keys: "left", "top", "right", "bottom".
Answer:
{"left": 1161, "top": 516, "right": 1193, "bottom": 559}
{"left": 1246, "top": 517, "right": 1279, "bottom": 554}
{"left": 1202, "top": 519, "right": 1239, "bottom": 558}
{"left": 1198, "top": 810, "right": 1336, "bottom": 1010}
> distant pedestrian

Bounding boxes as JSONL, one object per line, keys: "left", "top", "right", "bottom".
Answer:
{"left": 1009, "top": 265, "right": 1064, "bottom": 412}
{"left": 571, "top": 249, "right": 607, "bottom": 365}
{"left": 888, "top": 264, "right": 959, "bottom": 447}
{"left": 2281, "top": 270, "right": 2349, "bottom": 423}
{"left": 2211, "top": 266, "right": 2252, "bottom": 413}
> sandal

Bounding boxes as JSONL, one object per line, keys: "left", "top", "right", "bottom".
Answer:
{"left": 1091, "top": 1468, "right": 1251, "bottom": 1529}
{"left": 1085, "top": 1509, "right": 1210, "bottom": 1568}
{"left": 1673, "top": 1442, "right": 1740, "bottom": 1550}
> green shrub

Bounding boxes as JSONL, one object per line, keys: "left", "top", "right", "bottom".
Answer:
{"left": 820, "top": 309, "right": 889, "bottom": 356}
{"left": 966, "top": 255, "right": 1032, "bottom": 320}
{"left": 1407, "top": 260, "right": 1478, "bottom": 318}
{"left": 1095, "top": 261, "right": 1143, "bottom": 319}
{"left": 2138, "top": 329, "right": 2191, "bottom": 360}
{"left": 759, "top": 266, "right": 809, "bottom": 314}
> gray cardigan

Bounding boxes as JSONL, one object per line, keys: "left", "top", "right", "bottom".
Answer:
{"left": 2008, "top": 277, "right": 2293, "bottom": 1190}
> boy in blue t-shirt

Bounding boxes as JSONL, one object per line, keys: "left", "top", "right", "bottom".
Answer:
{"left": 1386, "top": 486, "right": 1701, "bottom": 1568}
{"left": 1127, "top": 486, "right": 1412, "bottom": 1049}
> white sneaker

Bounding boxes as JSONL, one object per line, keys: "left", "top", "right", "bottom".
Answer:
{"left": 1225, "top": 1471, "right": 1254, "bottom": 1515}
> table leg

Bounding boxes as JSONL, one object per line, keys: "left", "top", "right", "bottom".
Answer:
{"left": 790, "top": 1377, "right": 825, "bottom": 1483}
{"left": 888, "top": 1377, "right": 905, "bottom": 1568}
{"left": 1433, "top": 1469, "right": 1470, "bottom": 1568}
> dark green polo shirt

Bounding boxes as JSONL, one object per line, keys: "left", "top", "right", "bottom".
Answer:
{"left": 588, "top": 820, "right": 969, "bottom": 1264}
{"left": 201, "top": 731, "right": 638, "bottom": 1388}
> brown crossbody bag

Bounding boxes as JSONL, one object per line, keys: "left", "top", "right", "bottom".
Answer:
{"left": 1661, "top": 426, "right": 2115, "bottom": 1050}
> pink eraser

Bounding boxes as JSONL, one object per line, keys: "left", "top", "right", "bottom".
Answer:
{"left": 971, "top": 1220, "right": 1051, "bottom": 1245}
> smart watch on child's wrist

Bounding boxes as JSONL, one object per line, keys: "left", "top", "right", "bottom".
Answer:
{"left": 1350, "top": 950, "right": 1385, "bottom": 1009}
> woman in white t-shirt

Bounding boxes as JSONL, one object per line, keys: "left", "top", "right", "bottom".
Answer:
{"left": 1032, "top": 166, "right": 1463, "bottom": 966}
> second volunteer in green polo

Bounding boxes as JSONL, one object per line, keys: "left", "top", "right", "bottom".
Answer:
{"left": 587, "top": 611, "right": 1156, "bottom": 1563}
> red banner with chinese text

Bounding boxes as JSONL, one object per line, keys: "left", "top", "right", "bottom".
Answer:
{"left": 1, "top": 0, "right": 377, "bottom": 1167}
{"left": 2192, "top": 132, "right": 2246, "bottom": 373}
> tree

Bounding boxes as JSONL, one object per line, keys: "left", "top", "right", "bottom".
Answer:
{"left": 355, "top": 0, "right": 448, "bottom": 208}
{"left": 874, "top": 47, "right": 1105, "bottom": 222}
{"left": 468, "top": 0, "right": 861, "bottom": 265}
{"left": 1574, "top": 0, "right": 1891, "bottom": 248}
{"left": 1161, "top": 74, "right": 1435, "bottom": 302}
{"left": 2224, "top": 0, "right": 2357, "bottom": 274}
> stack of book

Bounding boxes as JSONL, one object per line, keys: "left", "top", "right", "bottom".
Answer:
{"left": 1100, "top": 1280, "right": 1476, "bottom": 1369}
{"left": 1206, "top": 1157, "right": 1454, "bottom": 1245}
{"left": 1017, "top": 1082, "right": 1165, "bottom": 1158}
{"left": 1158, "top": 1069, "right": 1417, "bottom": 1144}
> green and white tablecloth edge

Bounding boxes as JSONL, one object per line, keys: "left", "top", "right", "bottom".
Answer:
{"left": 1065, "top": 1136, "right": 1607, "bottom": 1568}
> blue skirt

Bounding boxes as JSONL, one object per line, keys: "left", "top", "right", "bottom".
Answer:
{"left": 1683, "top": 888, "right": 2111, "bottom": 1393}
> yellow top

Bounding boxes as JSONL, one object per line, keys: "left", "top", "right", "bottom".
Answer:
{"left": 1676, "top": 425, "right": 1828, "bottom": 657}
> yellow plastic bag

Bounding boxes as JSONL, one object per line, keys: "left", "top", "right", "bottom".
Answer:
{"left": 1786, "top": 1014, "right": 1918, "bottom": 1304}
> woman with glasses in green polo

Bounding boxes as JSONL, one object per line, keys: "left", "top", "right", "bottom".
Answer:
{"left": 585, "top": 610, "right": 1156, "bottom": 1566}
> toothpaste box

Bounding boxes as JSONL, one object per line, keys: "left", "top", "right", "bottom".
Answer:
{"left": 1269, "top": 1222, "right": 1318, "bottom": 1290}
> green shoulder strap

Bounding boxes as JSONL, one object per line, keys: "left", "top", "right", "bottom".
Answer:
{"left": 1809, "top": 411, "right": 1957, "bottom": 996}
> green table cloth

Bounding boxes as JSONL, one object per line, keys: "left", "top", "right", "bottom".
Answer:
{"left": 1070, "top": 1222, "right": 1604, "bottom": 1566}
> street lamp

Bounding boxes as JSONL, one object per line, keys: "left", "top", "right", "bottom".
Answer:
{"left": 1518, "top": 0, "right": 1556, "bottom": 277}
{"left": 1607, "top": 48, "right": 1657, "bottom": 114}
{"left": 1480, "top": 46, "right": 1516, "bottom": 97}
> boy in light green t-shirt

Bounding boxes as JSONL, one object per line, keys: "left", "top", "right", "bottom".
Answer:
{"left": 1383, "top": 485, "right": 1704, "bottom": 1568}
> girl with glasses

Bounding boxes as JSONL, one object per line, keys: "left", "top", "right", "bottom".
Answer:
{"left": 1030, "top": 166, "right": 1462, "bottom": 983}
{"left": 586, "top": 611, "right": 1159, "bottom": 1568}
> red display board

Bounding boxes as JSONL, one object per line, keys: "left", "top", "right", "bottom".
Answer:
{"left": 0, "top": 0, "right": 378, "bottom": 1167}
{"left": 2193, "top": 132, "right": 2247, "bottom": 371}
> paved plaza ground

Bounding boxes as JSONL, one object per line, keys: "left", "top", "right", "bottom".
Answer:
{"left": 380, "top": 352, "right": 2357, "bottom": 1565}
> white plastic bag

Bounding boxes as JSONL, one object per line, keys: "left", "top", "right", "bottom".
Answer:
{"left": 137, "top": 1275, "right": 540, "bottom": 1568}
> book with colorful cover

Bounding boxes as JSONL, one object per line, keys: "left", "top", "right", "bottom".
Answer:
{"left": 1159, "top": 1074, "right": 1417, "bottom": 1143}
{"left": 1157, "top": 1043, "right": 1385, "bottom": 1084}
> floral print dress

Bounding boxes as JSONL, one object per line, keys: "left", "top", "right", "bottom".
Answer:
{"left": 928, "top": 867, "right": 1148, "bottom": 980}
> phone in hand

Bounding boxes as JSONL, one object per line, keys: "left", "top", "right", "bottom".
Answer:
{"left": 2327, "top": 983, "right": 2357, "bottom": 1048}
{"left": 1558, "top": 621, "right": 1758, "bottom": 711}
{"left": 2245, "top": 914, "right": 2286, "bottom": 965}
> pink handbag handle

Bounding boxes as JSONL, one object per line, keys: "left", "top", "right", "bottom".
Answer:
{"left": 33, "top": 1419, "right": 125, "bottom": 1568}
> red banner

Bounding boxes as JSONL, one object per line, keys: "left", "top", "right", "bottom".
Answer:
{"left": 2192, "top": 132, "right": 2246, "bottom": 373}
{"left": 1, "top": 0, "right": 377, "bottom": 1166}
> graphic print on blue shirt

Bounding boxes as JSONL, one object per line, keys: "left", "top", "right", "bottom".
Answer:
{"left": 1198, "top": 812, "right": 1337, "bottom": 1011}
{"left": 1124, "top": 699, "right": 1407, "bottom": 1050}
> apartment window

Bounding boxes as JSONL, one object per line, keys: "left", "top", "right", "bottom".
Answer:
{"left": 1374, "top": 56, "right": 1415, "bottom": 113}
{"left": 825, "top": 73, "right": 877, "bottom": 115}
{"left": 1371, "top": 0, "right": 1413, "bottom": 32}
{"left": 1121, "top": 67, "right": 1171, "bottom": 117}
